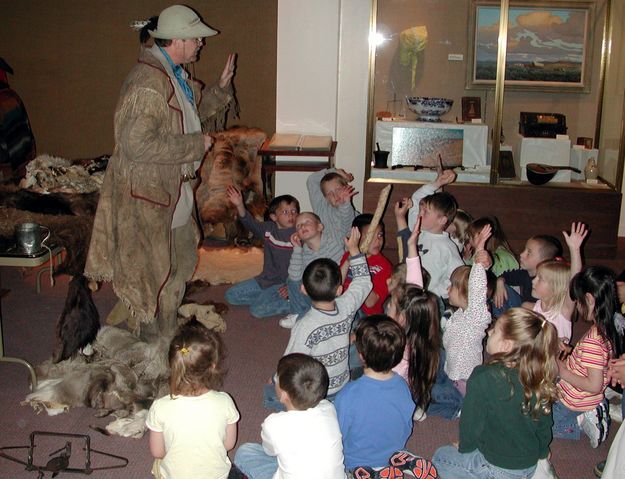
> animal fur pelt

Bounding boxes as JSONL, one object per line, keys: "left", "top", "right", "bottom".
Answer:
{"left": 24, "top": 326, "right": 170, "bottom": 438}
{"left": 53, "top": 274, "right": 100, "bottom": 363}
{"left": 19, "top": 154, "right": 108, "bottom": 194}
{"left": 0, "top": 184, "right": 98, "bottom": 276}
{"left": 195, "top": 126, "right": 267, "bottom": 239}
{"left": 23, "top": 313, "right": 226, "bottom": 438}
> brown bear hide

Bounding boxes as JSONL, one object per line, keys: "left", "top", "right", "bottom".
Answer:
{"left": 195, "top": 126, "right": 267, "bottom": 240}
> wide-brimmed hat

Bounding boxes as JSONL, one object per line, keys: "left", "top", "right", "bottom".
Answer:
{"left": 149, "top": 5, "right": 217, "bottom": 39}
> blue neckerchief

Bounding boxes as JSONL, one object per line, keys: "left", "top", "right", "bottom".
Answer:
{"left": 158, "top": 46, "right": 194, "bottom": 105}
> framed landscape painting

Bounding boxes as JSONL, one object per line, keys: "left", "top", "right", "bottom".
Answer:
{"left": 467, "top": 1, "right": 595, "bottom": 92}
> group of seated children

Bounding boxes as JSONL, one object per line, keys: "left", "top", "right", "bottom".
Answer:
{"left": 147, "top": 166, "right": 625, "bottom": 479}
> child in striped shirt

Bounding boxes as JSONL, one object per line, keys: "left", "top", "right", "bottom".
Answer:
{"left": 553, "top": 266, "right": 620, "bottom": 448}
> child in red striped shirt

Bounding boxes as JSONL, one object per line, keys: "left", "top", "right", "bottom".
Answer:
{"left": 552, "top": 266, "right": 620, "bottom": 448}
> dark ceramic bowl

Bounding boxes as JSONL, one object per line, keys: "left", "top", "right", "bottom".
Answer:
{"left": 526, "top": 163, "right": 557, "bottom": 185}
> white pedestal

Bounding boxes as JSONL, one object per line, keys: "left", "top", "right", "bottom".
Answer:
{"left": 519, "top": 137, "right": 572, "bottom": 183}
{"left": 375, "top": 120, "right": 488, "bottom": 168}
{"left": 570, "top": 147, "right": 599, "bottom": 181}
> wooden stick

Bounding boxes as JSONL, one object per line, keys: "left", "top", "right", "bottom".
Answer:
{"left": 360, "top": 184, "right": 392, "bottom": 254}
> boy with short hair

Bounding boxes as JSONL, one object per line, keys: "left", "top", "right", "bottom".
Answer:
{"left": 493, "top": 234, "right": 563, "bottom": 314}
{"left": 225, "top": 186, "right": 299, "bottom": 318}
{"left": 307, "top": 167, "right": 357, "bottom": 240}
{"left": 279, "top": 211, "right": 348, "bottom": 328}
{"left": 334, "top": 315, "right": 415, "bottom": 470}
{"left": 406, "top": 169, "right": 464, "bottom": 299}
{"left": 280, "top": 228, "right": 372, "bottom": 397}
{"left": 235, "top": 353, "right": 347, "bottom": 479}
{"left": 340, "top": 214, "right": 392, "bottom": 316}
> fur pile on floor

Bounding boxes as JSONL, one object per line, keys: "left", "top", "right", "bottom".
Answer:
{"left": 23, "top": 313, "right": 227, "bottom": 439}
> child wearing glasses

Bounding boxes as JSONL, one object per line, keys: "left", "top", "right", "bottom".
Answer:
{"left": 225, "top": 187, "right": 299, "bottom": 318}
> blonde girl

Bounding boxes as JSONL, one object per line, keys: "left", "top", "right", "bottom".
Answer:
{"left": 530, "top": 222, "right": 587, "bottom": 343}
{"left": 446, "top": 209, "right": 473, "bottom": 260}
{"left": 553, "top": 265, "right": 624, "bottom": 448}
{"left": 146, "top": 320, "right": 241, "bottom": 479}
{"left": 443, "top": 224, "right": 493, "bottom": 396}
{"left": 433, "top": 308, "right": 560, "bottom": 479}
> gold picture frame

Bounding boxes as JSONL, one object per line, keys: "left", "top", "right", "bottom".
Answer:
{"left": 466, "top": 0, "right": 596, "bottom": 93}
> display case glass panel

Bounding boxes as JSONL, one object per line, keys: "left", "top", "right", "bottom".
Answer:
{"left": 367, "top": 0, "right": 622, "bottom": 191}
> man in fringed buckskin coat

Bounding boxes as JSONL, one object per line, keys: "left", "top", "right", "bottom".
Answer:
{"left": 85, "top": 5, "right": 236, "bottom": 339}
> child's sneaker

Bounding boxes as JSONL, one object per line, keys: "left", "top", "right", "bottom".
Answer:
{"left": 532, "top": 458, "right": 558, "bottom": 478}
{"left": 593, "top": 460, "right": 605, "bottom": 478}
{"left": 388, "top": 451, "right": 438, "bottom": 478}
{"left": 598, "top": 398, "right": 611, "bottom": 441}
{"left": 278, "top": 313, "right": 298, "bottom": 329}
{"left": 375, "top": 466, "right": 404, "bottom": 478}
{"left": 579, "top": 401, "right": 608, "bottom": 448}
{"left": 412, "top": 407, "right": 427, "bottom": 422}
{"left": 352, "top": 466, "right": 376, "bottom": 479}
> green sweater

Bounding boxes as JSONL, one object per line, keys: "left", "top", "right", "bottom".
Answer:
{"left": 467, "top": 246, "right": 519, "bottom": 277}
{"left": 459, "top": 364, "right": 552, "bottom": 470}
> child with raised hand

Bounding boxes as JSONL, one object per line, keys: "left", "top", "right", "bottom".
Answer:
{"left": 307, "top": 167, "right": 357, "bottom": 239}
{"left": 531, "top": 222, "right": 587, "bottom": 343}
{"left": 465, "top": 216, "right": 518, "bottom": 276}
{"left": 493, "top": 234, "right": 563, "bottom": 316}
{"left": 146, "top": 320, "right": 241, "bottom": 479}
{"left": 339, "top": 213, "right": 393, "bottom": 316}
{"left": 447, "top": 209, "right": 473, "bottom": 260}
{"left": 280, "top": 211, "right": 347, "bottom": 328}
{"left": 387, "top": 274, "right": 441, "bottom": 419}
{"left": 553, "top": 265, "right": 621, "bottom": 448}
{"left": 235, "top": 354, "right": 346, "bottom": 479}
{"left": 225, "top": 186, "right": 299, "bottom": 318}
{"left": 433, "top": 308, "right": 560, "bottom": 479}
{"left": 275, "top": 227, "right": 372, "bottom": 400}
{"left": 442, "top": 224, "right": 493, "bottom": 397}
{"left": 393, "top": 196, "right": 413, "bottom": 263}
{"left": 406, "top": 168, "right": 464, "bottom": 301}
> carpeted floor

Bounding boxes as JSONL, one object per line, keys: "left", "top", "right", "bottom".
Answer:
{"left": 0, "top": 263, "right": 619, "bottom": 478}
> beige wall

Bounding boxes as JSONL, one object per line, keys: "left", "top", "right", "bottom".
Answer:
{"left": 274, "top": 0, "right": 371, "bottom": 212}
{"left": 0, "top": 0, "right": 277, "bottom": 159}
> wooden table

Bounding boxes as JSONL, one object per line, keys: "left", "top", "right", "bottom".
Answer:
{"left": 258, "top": 139, "right": 337, "bottom": 199}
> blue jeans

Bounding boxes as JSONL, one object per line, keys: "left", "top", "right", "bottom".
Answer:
{"left": 433, "top": 446, "right": 536, "bottom": 479}
{"left": 551, "top": 401, "right": 582, "bottom": 440}
{"left": 287, "top": 278, "right": 311, "bottom": 316}
{"left": 491, "top": 285, "right": 523, "bottom": 318}
{"left": 262, "top": 381, "right": 285, "bottom": 412}
{"left": 427, "top": 349, "right": 463, "bottom": 420}
{"left": 225, "top": 279, "right": 290, "bottom": 318}
{"left": 348, "top": 310, "right": 366, "bottom": 378}
{"left": 234, "top": 443, "right": 278, "bottom": 479}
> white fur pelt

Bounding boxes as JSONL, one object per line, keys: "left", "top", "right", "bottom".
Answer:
{"left": 19, "top": 154, "right": 106, "bottom": 194}
{"left": 23, "top": 325, "right": 170, "bottom": 438}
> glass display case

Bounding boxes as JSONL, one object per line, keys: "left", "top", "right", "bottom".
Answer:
{"left": 363, "top": 0, "right": 624, "bottom": 262}
{"left": 365, "top": 0, "right": 623, "bottom": 191}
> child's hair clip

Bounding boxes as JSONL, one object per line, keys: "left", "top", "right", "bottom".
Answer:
{"left": 180, "top": 347, "right": 190, "bottom": 356}
{"left": 553, "top": 256, "right": 571, "bottom": 266}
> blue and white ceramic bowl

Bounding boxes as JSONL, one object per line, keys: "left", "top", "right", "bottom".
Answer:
{"left": 406, "top": 97, "right": 454, "bottom": 122}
